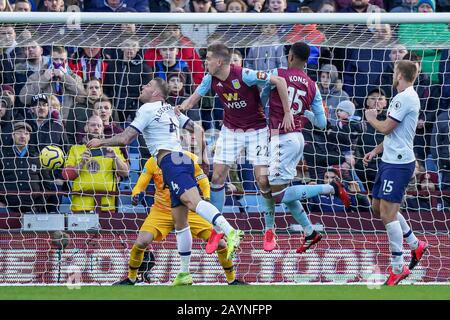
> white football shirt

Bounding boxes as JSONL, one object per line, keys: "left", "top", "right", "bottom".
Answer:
{"left": 130, "top": 101, "right": 190, "bottom": 157}
{"left": 382, "top": 85, "right": 420, "bottom": 164}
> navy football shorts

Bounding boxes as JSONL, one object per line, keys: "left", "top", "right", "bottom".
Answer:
{"left": 159, "top": 152, "right": 197, "bottom": 208}
{"left": 372, "top": 160, "right": 415, "bottom": 203}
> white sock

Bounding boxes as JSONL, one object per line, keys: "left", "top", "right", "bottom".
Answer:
{"left": 175, "top": 226, "right": 192, "bottom": 273}
{"left": 385, "top": 220, "right": 404, "bottom": 274}
{"left": 397, "top": 212, "right": 419, "bottom": 250}
{"left": 196, "top": 200, "right": 234, "bottom": 235}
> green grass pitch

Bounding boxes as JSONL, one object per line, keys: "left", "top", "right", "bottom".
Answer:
{"left": 1, "top": 285, "right": 449, "bottom": 300}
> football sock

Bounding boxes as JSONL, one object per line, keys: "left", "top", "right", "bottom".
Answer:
{"left": 262, "top": 196, "right": 276, "bottom": 231}
{"left": 128, "top": 244, "right": 145, "bottom": 281}
{"left": 386, "top": 220, "right": 404, "bottom": 274}
{"left": 210, "top": 184, "right": 226, "bottom": 213}
{"left": 273, "top": 184, "right": 334, "bottom": 203}
{"left": 176, "top": 226, "right": 192, "bottom": 273}
{"left": 285, "top": 200, "right": 314, "bottom": 237}
{"left": 196, "top": 200, "right": 234, "bottom": 235}
{"left": 397, "top": 212, "right": 419, "bottom": 250}
{"left": 217, "top": 247, "right": 235, "bottom": 283}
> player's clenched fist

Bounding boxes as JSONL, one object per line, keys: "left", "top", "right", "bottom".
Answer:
{"left": 363, "top": 150, "right": 377, "bottom": 167}
{"left": 364, "top": 109, "right": 378, "bottom": 122}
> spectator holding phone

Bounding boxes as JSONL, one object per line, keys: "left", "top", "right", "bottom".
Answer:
{"left": 62, "top": 115, "right": 129, "bottom": 215}
{"left": 20, "top": 46, "right": 86, "bottom": 123}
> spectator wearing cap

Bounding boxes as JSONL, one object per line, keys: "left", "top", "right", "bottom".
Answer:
{"left": 0, "top": 95, "right": 14, "bottom": 148}
{"left": 69, "top": 44, "right": 111, "bottom": 83}
{"left": 154, "top": 45, "right": 193, "bottom": 95}
{"left": 104, "top": 37, "right": 152, "bottom": 124}
{"left": 19, "top": 46, "right": 86, "bottom": 122}
{"left": 354, "top": 87, "right": 387, "bottom": 191}
{"left": 85, "top": 0, "right": 149, "bottom": 12}
{"left": 144, "top": 25, "right": 205, "bottom": 86}
{"left": 318, "top": 64, "right": 349, "bottom": 126}
{"left": 399, "top": 0, "right": 450, "bottom": 85}
{"left": 0, "top": 121, "right": 57, "bottom": 214}
{"left": 26, "top": 93, "right": 67, "bottom": 155}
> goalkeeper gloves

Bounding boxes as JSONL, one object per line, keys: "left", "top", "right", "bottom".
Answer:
{"left": 131, "top": 192, "right": 144, "bottom": 206}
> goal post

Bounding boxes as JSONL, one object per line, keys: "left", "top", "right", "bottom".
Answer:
{"left": 0, "top": 12, "right": 449, "bottom": 285}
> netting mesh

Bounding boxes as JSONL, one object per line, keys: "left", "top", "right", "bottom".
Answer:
{"left": 0, "top": 19, "right": 449, "bottom": 285}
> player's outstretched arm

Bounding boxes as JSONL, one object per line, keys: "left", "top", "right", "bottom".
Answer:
{"left": 178, "top": 92, "right": 202, "bottom": 113}
{"left": 86, "top": 126, "right": 140, "bottom": 149}
{"left": 270, "top": 75, "right": 294, "bottom": 131}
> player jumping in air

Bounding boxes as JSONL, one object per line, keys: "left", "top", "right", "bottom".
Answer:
{"left": 114, "top": 151, "right": 246, "bottom": 285}
{"left": 178, "top": 42, "right": 292, "bottom": 253}
{"left": 87, "top": 78, "right": 243, "bottom": 285}
{"left": 363, "top": 60, "right": 428, "bottom": 286}
{"left": 261, "top": 42, "right": 350, "bottom": 252}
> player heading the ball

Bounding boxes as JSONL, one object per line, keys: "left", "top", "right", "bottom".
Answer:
{"left": 87, "top": 78, "right": 243, "bottom": 285}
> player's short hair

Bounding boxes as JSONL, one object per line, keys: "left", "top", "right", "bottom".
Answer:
{"left": 395, "top": 60, "right": 418, "bottom": 83}
{"left": 153, "top": 78, "right": 169, "bottom": 101}
{"left": 207, "top": 42, "right": 231, "bottom": 64}
{"left": 290, "top": 42, "right": 310, "bottom": 62}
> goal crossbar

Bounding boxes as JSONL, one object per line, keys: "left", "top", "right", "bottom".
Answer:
{"left": 0, "top": 12, "right": 449, "bottom": 25}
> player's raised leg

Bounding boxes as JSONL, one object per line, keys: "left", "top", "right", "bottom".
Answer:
{"left": 180, "top": 186, "right": 243, "bottom": 260}
{"left": 195, "top": 223, "right": 247, "bottom": 285}
{"left": 160, "top": 152, "right": 244, "bottom": 260}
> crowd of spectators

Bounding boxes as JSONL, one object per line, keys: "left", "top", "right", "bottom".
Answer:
{"left": 0, "top": 0, "right": 449, "bottom": 221}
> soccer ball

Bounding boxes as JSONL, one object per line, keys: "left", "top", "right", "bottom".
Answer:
{"left": 40, "top": 145, "right": 65, "bottom": 170}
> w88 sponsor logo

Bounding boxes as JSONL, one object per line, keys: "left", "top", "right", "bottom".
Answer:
{"left": 225, "top": 100, "right": 247, "bottom": 109}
